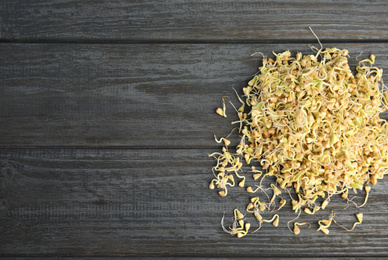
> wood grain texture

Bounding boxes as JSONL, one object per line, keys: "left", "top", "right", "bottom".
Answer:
{"left": 1, "top": 0, "right": 388, "bottom": 42}
{"left": 1, "top": 148, "right": 388, "bottom": 257}
{"left": 2, "top": 1, "right": 388, "bottom": 256}
{"left": 0, "top": 43, "right": 388, "bottom": 147}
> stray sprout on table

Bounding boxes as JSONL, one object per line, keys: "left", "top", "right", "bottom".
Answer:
{"left": 221, "top": 209, "right": 251, "bottom": 238}
{"left": 210, "top": 33, "right": 387, "bottom": 237}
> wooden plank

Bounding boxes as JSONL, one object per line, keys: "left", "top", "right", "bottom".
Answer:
{"left": 1, "top": 43, "right": 388, "bottom": 147}
{"left": 1, "top": 148, "right": 388, "bottom": 257}
{"left": 1, "top": 0, "right": 388, "bottom": 42}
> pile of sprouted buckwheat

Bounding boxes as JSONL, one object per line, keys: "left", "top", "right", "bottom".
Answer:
{"left": 209, "top": 29, "right": 388, "bottom": 236}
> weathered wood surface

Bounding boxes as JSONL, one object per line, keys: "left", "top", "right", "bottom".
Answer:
{"left": 1, "top": 148, "right": 388, "bottom": 257}
{"left": 2, "top": 0, "right": 388, "bottom": 258}
{"left": 1, "top": 43, "right": 387, "bottom": 147}
{"left": 1, "top": 0, "right": 388, "bottom": 42}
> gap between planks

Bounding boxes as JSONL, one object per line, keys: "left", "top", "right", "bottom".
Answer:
{"left": 2, "top": 39, "right": 388, "bottom": 45}
{"left": 0, "top": 146, "right": 219, "bottom": 150}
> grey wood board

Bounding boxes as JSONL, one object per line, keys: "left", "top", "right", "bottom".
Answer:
{"left": 1, "top": 0, "right": 388, "bottom": 42}
{"left": 1, "top": 148, "right": 388, "bottom": 257}
{"left": 0, "top": 43, "right": 388, "bottom": 147}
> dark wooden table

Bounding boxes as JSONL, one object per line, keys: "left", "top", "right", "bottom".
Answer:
{"left": 2, "top": 1, "right": 388, "bottom": 258}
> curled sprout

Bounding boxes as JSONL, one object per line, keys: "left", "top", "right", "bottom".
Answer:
{"left": 293, "top": 222, "right": 311, "bottom": 235}
{"left": 216, "top": 96, "right": 229, "bottom": 117}
{"left": 357, "top": 185, "right": 371, "bottom": 208}
{"left": 334, "top": 213, "right": 363, "bottom": 232}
